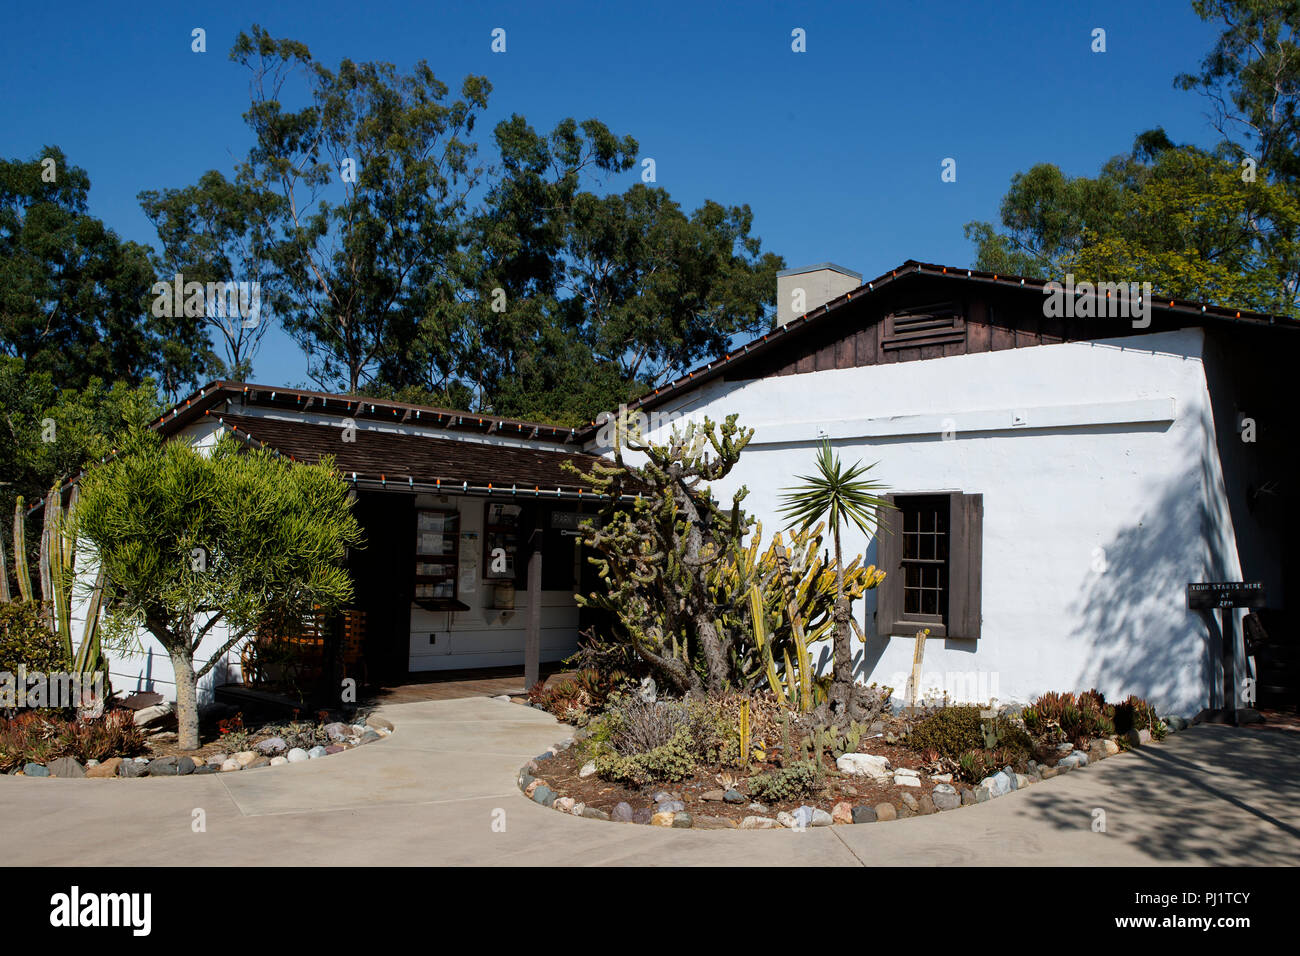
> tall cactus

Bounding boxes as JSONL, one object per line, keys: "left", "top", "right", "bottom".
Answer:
{"left": 0, "top": 528, "right": 10, "bottom": 602}
{"left": 739, "top": 697, "right": 751, "bottom": 765}
{"left": 70, "top": 568, "right": 107, "bottom": 679}
{"left": 44, "top": 482, "right": 77, "bottom": 659}
{"left": 13, "top": 498, "right": 33, "bottom": 602}
{"left": 747, "top": 583, "right": 786, "bottom": 706}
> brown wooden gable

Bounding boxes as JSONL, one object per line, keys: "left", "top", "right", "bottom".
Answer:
{"left": 725, "top": 273, "right": 1219, "bottom": 381}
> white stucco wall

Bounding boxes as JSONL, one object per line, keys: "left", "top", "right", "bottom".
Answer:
{"left": 598, "top": 327, "right": 1241, "bottom": 716}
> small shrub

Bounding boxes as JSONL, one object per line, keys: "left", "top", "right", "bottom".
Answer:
{"left": 55, "top": 710, "right": 147, "bottom": 762}
{"left": 1114, "top": 694, "right": 1165, "bottom": 739}
{"left": 747, "top": 761, "right": 820, "bottom": 803}
{"left": 0, "top": 710, "right": 146, "bottom": 771}
{"left": 527, "top": 668, "right": 630, "bottom": 725}
{"left": 594, "top": 728, "right": 698, "bottom": 785}
{"left": 957, "top": 749, "right": 992, "bottom": 783}
{"left": 906, "top": 706, "right": 984, "bottom": 758}
{"left": 0, "top": 601, "right": 70, "bottom": 680}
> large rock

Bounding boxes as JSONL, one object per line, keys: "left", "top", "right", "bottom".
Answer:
{"left": 220, "top": 759, "right": 241, "bottom": 772}
{"left": 307, "top": 746, "right": 328, "bottom": 759}
{"left": 932, "top": 785, "right": 961, "bottom": 811}
{"left": 979, "top": 771, "right": 1013, "bottom": 798}
{"left": 656, "top": 800, "right": 685, "bottom": 813}
{"left": 723, "top": 789, "right": 745, "bottom": 804}
{"left": 701, "top": 790, "right": 727, "bottom": 802}
{"left": 323, "top": 722, "right": 350, "bottom": 741}
{"left": 651, "top": 811, "right": 676, "bottom": 827}
{"left": 851, "top": 805, "right": 878, "bottom": 824}
{"left": 366, "top": 715, "right": 394, "bottom": 732}
{"left": 777, "top": 811, "right": 800, "bottom": 829}
{"left": 22, "top": 762, "right": 49, "bottom": 777}
{"left": 836, "top": 752, "right": 891, "bottom": 779}
{"left": 832, "top": 801, "right": 854, "bottom": 825}
{"left": 269, "top": 756, "right": 288, "bottom": 767}
{"left": 233, "top": 751, "right": 258, "bottom": 767}
{"left": 286, "top": 748, "right": 309, "bottom": 763}
{"left": 874, "top": 802, "right": 898, "bottom": 822}
{"left": 581, "top": 806, "right": 611, "bottom": 821}
{"left": 148, "top": 756, "right": 179, "bottom": 776}
{"left": 1165, "top": 715, "right": 1189, "bottom": 732}
{"left": 132, "top": 703, "right": 173, "bottom": 728}
{"left": 899, "top": 792, "right": 920, "bottom": 813}
{"left": 671, "top": 813, "right": 693, "bottom": 828}
{"left": 916, "top": 793, "right": 937, "bottom": 815}
{"left": 245, "top": 756, "right": 271, "bottom": 770}
{"left": 1058, "top": 751, "right": 1089, "bottom": 770}
{"left": 694, "top": 815, "right": 737, "bottom": 829}
{"left": 893, "top": 771, "right": 921, "bottom": 788}
{"left": 86, "top": 757, "right": 122, "bottom": 778}
{"left": 118, "top": 760, "right": 147, "bottom": 778}
{"left": 256, "top": 737, "right": 287, "bottom": 755}
{"left": 531, "top": 784, "right": 556, "bottom": 807}
{"left": 578, "top": 761, "right": 597, "bottom": 778}
{"left": 611, "top": 802, "right": 634, "bottom": 823}
{"left": 554, "top": 796, "right": 576, "bottom": 813}
{"left": 176, "top": 757, "right": 195, "bottom": 775}
{"left": 1125, "top": 728, "right": 1153, "bottom": 748}
{"left": 46, "top": 757, "right": 85, "bottom": 778}
{"left": 740, "top": 815, "right": 779, "bottom": 829}
{"left": 1090, "top": 738, "right": 1120, "bottom": 760}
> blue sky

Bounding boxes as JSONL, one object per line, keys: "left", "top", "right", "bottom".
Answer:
{"left": 0, "top": 0, "right": 1225, "bottom": 389}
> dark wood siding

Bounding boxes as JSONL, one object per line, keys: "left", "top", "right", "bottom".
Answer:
{"left": 724, "top": 275, "right": 1189, "bottom": 383}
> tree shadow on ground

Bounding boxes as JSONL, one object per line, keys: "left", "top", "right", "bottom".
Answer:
{"left": 1018, "top": 726, "right": 1300, "bottom": 864}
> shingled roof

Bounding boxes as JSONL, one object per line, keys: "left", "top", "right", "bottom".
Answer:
{"left": 205, "top": 412, "right": 609, "bottom": 500}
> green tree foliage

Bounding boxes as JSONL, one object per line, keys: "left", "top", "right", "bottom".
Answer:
{"left": 967, "top": 2, "right": 1300, "bottom": 315}
{"left": 231, "top": 25, "right": 492, "bottom": 393}
{"left": 139, "top": 170, "right": 285, "bottom": 380}
{"left": 967, "top": 133, "right": 1300, "bottom": 314}
{"left": 76, "top": 430, "right": 364, "bottom": 749}
{"left": 0, "top": 148, "right": 214, "bottom": 397}
{"left": 1176, "top": 1, "right": 1300, "bottom": 182}
{"left": 0, "top": 359, "right": 159, "bottom": 581}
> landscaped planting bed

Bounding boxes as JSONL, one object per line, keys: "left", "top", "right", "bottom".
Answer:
{"left": 1, "top": 698, "right": 394, "bottom": 779}
{"left": 516, "top": 687, "right": 1187, "bottom": 829}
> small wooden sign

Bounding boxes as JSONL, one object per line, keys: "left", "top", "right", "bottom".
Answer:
{"left": 1187, "top": 581, "right": 1265, "bottom": 610}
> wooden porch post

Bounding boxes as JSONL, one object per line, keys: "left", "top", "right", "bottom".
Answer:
{"left": 525, "top": 526, "right": 542, "bottom": 691}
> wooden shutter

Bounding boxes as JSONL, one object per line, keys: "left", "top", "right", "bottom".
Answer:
{"left": 874, "top": 494, "right": 903, "bottom": 637}
{"left": 947, "top": 493, "right": 983, "bottom": 640}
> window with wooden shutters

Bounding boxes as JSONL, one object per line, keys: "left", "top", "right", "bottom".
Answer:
{"left": 874, "top": 492, "right": 982, "bottom": 640}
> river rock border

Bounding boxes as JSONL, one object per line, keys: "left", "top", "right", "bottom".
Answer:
{"left": 518, "top": 717, "right": 1189, "bottom": 829}
{"left": 12, "top": 714, "right": 395, "bottom": 779}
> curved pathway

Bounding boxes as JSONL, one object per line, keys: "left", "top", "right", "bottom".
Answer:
{"left": 1, "top": 697, "right": 1297, "bottom": 866}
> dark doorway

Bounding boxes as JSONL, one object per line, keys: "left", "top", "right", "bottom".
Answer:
{"left": 349, "top": 491, "right": 415, "bottom": 685}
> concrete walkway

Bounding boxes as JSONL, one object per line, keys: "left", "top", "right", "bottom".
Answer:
{"left": 2, "top": 697, "right": 1297, "bottom": 866}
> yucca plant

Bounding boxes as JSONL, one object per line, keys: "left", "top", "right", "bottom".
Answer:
{"left": 778, "top": 440, "right": 893, "bottom": 721}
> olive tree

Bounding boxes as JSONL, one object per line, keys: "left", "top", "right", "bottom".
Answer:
{"left": 76, "top": 429, "right": 363, "bottom": 749}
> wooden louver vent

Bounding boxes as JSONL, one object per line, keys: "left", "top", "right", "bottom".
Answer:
{"left": 882, "top": 302, "right": 965, "bottom": 350}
